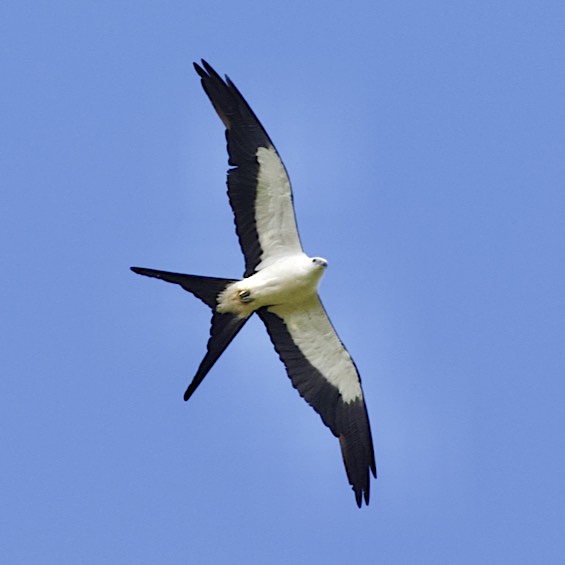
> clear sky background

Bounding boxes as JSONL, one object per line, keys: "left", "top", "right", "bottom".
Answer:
{"left": 2, "top": 1, "right": 564, "bottom": 563}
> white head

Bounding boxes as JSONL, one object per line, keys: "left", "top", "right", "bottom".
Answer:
{"left": 311, "top": 257, "right": 328, "bottom": 269}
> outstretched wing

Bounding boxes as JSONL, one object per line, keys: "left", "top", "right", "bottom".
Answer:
{"left": 257, "top": 297, "right": 376, "bottom": 507}
{"left": 194, "top": 60, "right": 303, "bottom": 277}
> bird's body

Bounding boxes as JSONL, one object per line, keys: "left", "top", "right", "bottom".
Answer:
{"left": 216, "top": 254, "right": 327, "bottom": 317}
{"left": 132, "top": 60, "right": 376, "bottom": 506}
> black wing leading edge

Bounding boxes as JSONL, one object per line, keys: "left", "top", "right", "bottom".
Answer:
{"left": 194, "top": 60, "right": 303, "bottom": 277}
{"left": 194, "top": 61, "right": 270, "bottom": 277}
{"left": 258, "top": 308, "right": 376, "bottom": 507}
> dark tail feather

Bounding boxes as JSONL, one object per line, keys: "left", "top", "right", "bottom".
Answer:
{"left": 131, "top": 266, "right": 249, "bottom": 401}
{"left": 184, "top": 312, "right": 248, "bottom": 401}
{"left": 131, "top": 267, "right": 236, "bottom": 308}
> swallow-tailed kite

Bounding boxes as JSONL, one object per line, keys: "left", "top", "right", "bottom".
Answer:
{"left": 131, "top": 60, "right": 376, "bottom": 506}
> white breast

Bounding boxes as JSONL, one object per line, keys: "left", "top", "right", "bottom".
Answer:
{"left": 216, "top": 254, "right": 326, "bottom": 317}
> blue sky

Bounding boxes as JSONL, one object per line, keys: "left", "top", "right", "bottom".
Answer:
{"left": 2, "top": 1, "right": 564, "bottom": 563}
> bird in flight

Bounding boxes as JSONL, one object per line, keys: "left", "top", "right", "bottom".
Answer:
{"left": 131, "top": 60, "right": 376, "bottom": 506}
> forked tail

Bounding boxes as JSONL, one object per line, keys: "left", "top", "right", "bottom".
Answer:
{"left": 131, "top": 266, "right": 250, "bottom": 400}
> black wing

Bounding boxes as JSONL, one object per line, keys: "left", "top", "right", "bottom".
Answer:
{"left": 194, "top": 60, "right": 303, "bottom": 277}
{"left": 258, "top": 298, "right": 376, "bottom": 507}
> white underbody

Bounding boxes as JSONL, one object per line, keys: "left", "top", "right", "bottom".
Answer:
{"left": 214, "top": 146, "right": 362, "bottom": 403}
{"left": 216, "top": 253, "right": 327, "bottom": 318}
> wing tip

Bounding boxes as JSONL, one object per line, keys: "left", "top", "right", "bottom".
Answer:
{"left": 192, "top": 59, "right": 234, "bottom": 130}
{"left": 353, "top": 472, "right": 374, "bottom": 508}
{"left": 193, "top": 59, "right": 229, "bottom": 83}
{"left": 334, "top": 393, "right": 377, "bottom": 508}
{"left": 193, "top": 58, "right": 212, "bottom": 77}
{"left": 193, "top": 60, "right": 205, "bottom": 77}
